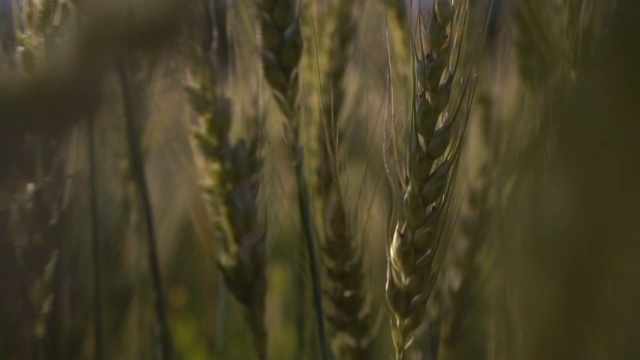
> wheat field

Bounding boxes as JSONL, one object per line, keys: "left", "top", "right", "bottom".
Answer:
{"left": 0, "top": 0, "right": 639, "bottom": 359}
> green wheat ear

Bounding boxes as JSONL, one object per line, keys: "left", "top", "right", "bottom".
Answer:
{"left": 258, "top": 0, "right": 304, "bottom": 147}
{"left": 311, "top": 1, "right": 375, "bottom": 359}
{"left": 185, "top": 4, "right": 267, "bottom": 358}
{"left": 385, "top": 1, "right": 475, "bottom": 358}
{"left": 188, "top": 64, "right": 268, "bottom": 360}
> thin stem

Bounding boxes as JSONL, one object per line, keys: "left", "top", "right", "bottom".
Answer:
{"left": 293, "top": 149, "right": 329, "bottom": 360}
{"left": 293, "top": 263, "right": 305, "bottom": 358}
{"left": 87, "top": 114, "right": 103, "bottom": 360}
{"left": 35, "top": 336, "right": 44, "bottom": 360}
{"left": 115, "top": 61, "right": 173, "bottom": 360}
{"left": 213, "top": 279, "right": 228, "bottom": 358}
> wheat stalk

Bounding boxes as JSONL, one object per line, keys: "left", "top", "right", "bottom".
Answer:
{"left": 116, "top": 60, "right": 174, "bottom": 360}
{"left": 87, "top": 112, "right": 104, "bottom": 360}
{"left": 385, "top": 1, "right": 474, "bottom": 358}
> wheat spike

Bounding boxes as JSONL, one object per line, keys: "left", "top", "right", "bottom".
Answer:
{"left": 313, "top": 1, "right": 374, "bottom": 358}
{"left": 186, "top": 4, "right": 267, "bottom": 358}
{"left": 385, "top": 1, "right": 473, "bottom": 358}
{"left": 257, "top": 0, "right": 303, "bottom": 151}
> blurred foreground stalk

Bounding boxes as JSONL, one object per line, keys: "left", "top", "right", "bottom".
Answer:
{"left": 497, "top": 1, "right": 640, "bottom": 359}
{"left": 116, "top": 61, "right": 174, "bottom": 360}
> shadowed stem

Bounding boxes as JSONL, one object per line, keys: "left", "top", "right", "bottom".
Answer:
{"left": 213, "top": 279, "right": 228, "bottom": 358}
{"left": 35, "top": 336, "right": 44, "bottom": 360}
{"left": 293, "top": 148, "right": 329, "bottom": 360}
{"left": 255, "top": 0, "right": 328, "bottom": 355}
{"left": 87, "top": 114, "right": 104, "bottom": 360}
{"left": 115, "top": 61, "right": 173, "bottom": 360}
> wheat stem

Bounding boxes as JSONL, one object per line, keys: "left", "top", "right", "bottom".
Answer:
{"left": 296, "top": 158, "right": 329, "bottom": 359}
{"left": 87, "top": 113, "right": 104, "bottom": 360}
{"left": 115, "top": 61, "right": 173, "bottom": 360}
{"left": 257, "top": 0, "right": 329, "bottom": 357}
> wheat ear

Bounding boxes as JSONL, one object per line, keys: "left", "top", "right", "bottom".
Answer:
{"left": 385, "top": 1, "right": 471, "bottom": 358}
{"left": 322, "top": 189, "right": 373, "bottom": 359}
{"left": 257, "top": 1, "right": 329, "bottom": 358}
{"left": 313, "top": 1, "right": 374, "bottom": 359}
{"left": 186, "top": 4, "right": 267, "bottom": 358}
{"left": 7, "top": 2, "right": 76, "bottom": 358}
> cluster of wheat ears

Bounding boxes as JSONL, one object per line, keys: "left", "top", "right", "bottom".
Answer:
{"left": 0, "top": 0, "right": 625, "bottom": 359}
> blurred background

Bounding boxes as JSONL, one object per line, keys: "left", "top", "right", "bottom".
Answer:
{"left": 0, "top": 0, "right": 639, "bottom": 359}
